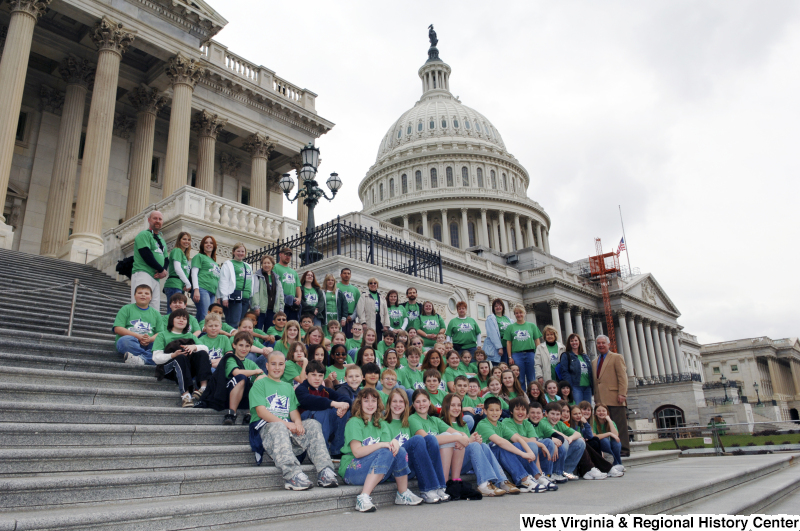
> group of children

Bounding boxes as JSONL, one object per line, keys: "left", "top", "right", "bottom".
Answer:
{"left": 112, "top": 283, "right": 626, "bottom": 512}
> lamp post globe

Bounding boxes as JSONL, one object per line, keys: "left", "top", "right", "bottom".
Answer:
{"left": 279, "top": 173, "right": 295, "bottom": 193}
{"left": 327, "top": 172, "right": 342, "bottom": 193}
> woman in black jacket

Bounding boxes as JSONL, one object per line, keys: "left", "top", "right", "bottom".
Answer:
{"left": 557, "top": 333, "right": 593, "bottom": 405}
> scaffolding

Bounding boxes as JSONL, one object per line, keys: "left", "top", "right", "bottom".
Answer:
{"left": 588, "top": 238, "right": 620, "bottom": 353}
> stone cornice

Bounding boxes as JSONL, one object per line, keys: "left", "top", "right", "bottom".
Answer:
{"left": 133, "top": 0, "right": 226, "bottom": 41}
{"left": 440, "top": 256, "right": 523, "bottom": 290}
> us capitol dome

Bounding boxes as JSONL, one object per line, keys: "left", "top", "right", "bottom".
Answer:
{"left": 359, "top": 27, "right": 552, "bottom": 255}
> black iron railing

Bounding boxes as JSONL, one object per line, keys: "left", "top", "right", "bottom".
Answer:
{"left": 246, "top": 216, "right": 443, "bottom": 284}
{"left": 635, "top": 372, "right": 702, "bottom": 386}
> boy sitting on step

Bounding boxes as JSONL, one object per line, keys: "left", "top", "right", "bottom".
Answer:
{"left": 157, "top": 293, "right": 201, "bottom": 337}
{"left": 295, "top": 360, "right": 351, "bottom": 457}
{"left": 199, "top": 303, "right": 236, "bottom": 337}
{"left": 195, "top": 312, "right": 232, "bottom": 370}
{"left": 222, "top": 331, "right": 264, "bottom": 425}
{"left": 115, "top": 284, "right": 161, "bottom": 366}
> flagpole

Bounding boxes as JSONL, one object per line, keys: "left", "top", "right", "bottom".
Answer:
{"left": 619, "top": 205, "right": 632, "bottom": 274}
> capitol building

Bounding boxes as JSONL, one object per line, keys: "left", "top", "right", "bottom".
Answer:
{"left": 1, "top": 0, "right": 797, "bottom": 429}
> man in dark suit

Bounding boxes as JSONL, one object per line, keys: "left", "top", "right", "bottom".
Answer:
{"left": 592, "top": 335, "right": 630, "bottom": 456}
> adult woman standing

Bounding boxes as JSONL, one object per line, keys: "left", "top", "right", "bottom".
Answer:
{"left": 251, "top": 255, "right": 284, "bottom": 333}
{"left": 484, "top": 298, "right": 511, "bottom": 364}
{"left": 321, "top": 274, "right": 347, "bottom": 328}
{"left": 217, "top": 243, "right": 253, "bottom": 327}
{"left": 534, "top": 325, "right": 565, "bottom": 384}
{"left": 164, "top": 232, "right": 192, "bottom": 314}
{"left": 355, "top": 277, "right": 389, "bottom": 341}
{"left": 502, "top": 304, "right": 542, "bottom": 393}
{"left": 558, "top": 333, "right": 593, "bottom": 404}
{"left": 413, "top": 301, "right": 445, "bottom": 349}
{"left": 299, "top": 270, "right": 326, "bottom": 326}
{"left": 191, "top": 235, "right": 220, "bottom": 323}
{"left": 385, "top": 290, "right": 408, "bottom": 333}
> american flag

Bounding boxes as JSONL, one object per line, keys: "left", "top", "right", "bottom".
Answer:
{"left": 616, "top": 237, "right": 626, "bottom": 256}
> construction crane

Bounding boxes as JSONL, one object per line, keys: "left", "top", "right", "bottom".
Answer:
{"left": 588, "top": 238, "right": 620, "bottom": 353}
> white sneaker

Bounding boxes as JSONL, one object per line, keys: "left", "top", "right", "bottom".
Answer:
{"left": 612, "top": 464, "right": 626, "bottom": 473}
{"left": 607, "top": 467, "right": 624, "bottom": 477}
{"left": 395, "top": 489, "right": 423, "bottom": 506}
{"left": 356, "top": 493, "right": 376, "bottom": 512}
{"left": 564, "top": 472, "right": 579, "bottom": 480}
{"left": 420, "top": 490, "right": 440, "bottom": 504}
{"left": 518, "top": 476, "right": 547, "bottom": 493}
{"left": 536, "top": 475, "right": 558, "bottom": 491}
{"left": 124, "top": 352, "right": 144, "bottom": 366}
{"left": 435, "top": 487, "right": 451, "bottom": 502}
{"left": 582, "top": 467, "right": 608, "bottom": 480}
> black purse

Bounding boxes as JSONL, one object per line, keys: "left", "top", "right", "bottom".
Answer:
{"left": 229, "top": 263, "right": 250, "bottom": 301}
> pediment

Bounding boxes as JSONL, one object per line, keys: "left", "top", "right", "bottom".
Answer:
{"left": 624, "top": 274, "right": 680, "bottom": 315}
{"left": 173, "top": 0, "right": 229, "bottom": 29}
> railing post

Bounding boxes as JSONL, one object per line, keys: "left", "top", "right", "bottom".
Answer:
{"left": 336, "top": 216, "right": 341, "bottom": 256}
{"left": 369, "top": 227, "right": 375, "bottom": 265}
{"left": 438, "top": 251, "right": 443, "bottom": 284}
{"left": 67, "top": 279, "right": 79, "bottom": 337}
{"left": 412, "top": 242, "right": 418, "bottom": 277}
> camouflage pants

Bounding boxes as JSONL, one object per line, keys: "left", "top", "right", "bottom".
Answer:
{"left": 260, "top": 419, "right": 334, "bottom": 480}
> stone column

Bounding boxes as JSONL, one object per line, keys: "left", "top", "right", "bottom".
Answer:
{"left": 767, "top": 358, "right": 782, "bottom": 398}
{"left": 634, "top": 316, "right": 652, "bottom": 378}
{"left": 536, "top": 222, "right": 544, "bottom": 251}
{"left": 525, "top": 217, "right": 534, "bottom": 249}
{"left": 421, "top": 211, "right": 429, "bottom": 238}
{"left": 664, "top": 327, "right": 680, "bottom": 374}
{"left": 659, "top": 325, "right": 674, "bottom": 376}
{"left": 461, "top": 208, "right": 469, "bottom": 248}
{"left": 513, "top": 213, "right": 524, "bottom": 250}
{"left": 441, "top": 208, "right": 449, "bottom": 245}
{"left": 650, "top": 322, "right": 667, "bottom": 377}
{"left": 788, "top": 360, "right": 800, "bottom": 397}
{"left": 574, "top": 308, "right": 585, "bottom": 348}
{"left": 548, "top": 300, "right": 561, "bottom": 339}
{"left": 402, "top": 214, "right": 409, "bottom": 230}
{"left": 123, "top": 87, "right": 167, "bottom": 220}
{"left": 0, "top": 0, "right": 51, "bottom": 248}
{"left": 163, "top": 53, "right": 205, "bottom": 197}
{"left": 39, "top": 55, "right": 94, "bottom": 256}
{"left": 625, "top": 313, "right": 644, "bottom": 377}
{"left": 595, "top": 317, "right": 604, "bottom": 339}
{"left": 291, "top": 156, "right": 308, "bottom": 232}
{"left": 498, "top": 211, "right": 508, "bottom": 252}
{"left": 480, "top": 208, "right": 489, "bottom": 247}
{"left": 543, "top": 228, "right": 551, "bottom": 254}
{"left": 672, "top": 333, "right": 684, "bottom": 375}
{"left": 525, "top": 303, "right": 538, "bottom": 326}
{"left": 562, "top": 306, "right": 573, "bottom": 336}
{"left": 616, "top": 311, "right": 634, "bottom": 376}
{"left": 243, "top": 133, "right": 273, "bottom": 211}
{"left": 191, "top": 110, "right": 226, "bottom": 194}
{"left": 59, "top": 17, "right": 135, "bottom": 262}
{"left": 585, "top": 312, "right": 596, "bottom": 358}
{"left": 642, "top": 319, "right": 659, "bottom": 378}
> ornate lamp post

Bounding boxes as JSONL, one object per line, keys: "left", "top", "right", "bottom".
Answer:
{"left": 753, "top": 381, "right": 762, "bottom": 406}
{"left": 720, "top": 374, "right": 729, "bottom": 403}
{"left": 279, "top": 142, "right": 342, "bottom": 264}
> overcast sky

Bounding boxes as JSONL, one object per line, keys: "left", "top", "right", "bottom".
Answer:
{"left": 208, "top": 1, "right": 800, "bottom": 345}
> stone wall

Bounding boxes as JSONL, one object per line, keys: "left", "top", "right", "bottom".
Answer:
{"left": 629, "top": 380, "right": 705, "bottom": 426}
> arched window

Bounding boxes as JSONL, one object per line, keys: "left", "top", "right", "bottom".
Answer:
{"left": 487, "top": 223, "right": 493, "bottom": 248}
{"left": 433, "top": 223, "right": 442, "bottom": 242}
{"left": 415, "top": 170, "right": 422, "bottom": 191}
{"left": 379, "top": 183, "right": 384, "bottom": 201}
{"left": 401, "top": 174, "right": 408, "bottom": 194}
{"left": 429, "top": 120, "right": 435, "bottom": 130}
{"left": 465, "top": 119, "right": 471, "bottom": 130}
{"left": 430, "top": 168, "right": 438, "bottom": 188}
{"left": 397, "top": 129, "right": 402, "bottom": 139}
{"left": 655, "top": 406, "right": 686, "bottom": 437}
{"left": 389, "top": 178, "right": 395, "bottom": 198}
{"left": 461, "top": 167, "right": 469, "bottom": 187}
{"left": 502, "top": 173, "right": 508, "bottom": 191}
{"left": 510, "top": 177, "right": 515, "bottom": 193}
{"left": 418, "top": 122, "right": 423, "bottom": 132}
{"left": 416, "top": 225, "right": 423, "bottom": 235}
{"left": 491, "top": 170, "right": 497, "bottom": 189}
{"left": 446, "top": 167, "right": 454, "bottom": 187}
{"left": 450, "top": 222, "right": 460, "bottom": 248}
{"left": 453, "top": 118, "right": 459, "bottom": 128}
{"left": 406, "top": 125, "right": 412, "bottom": 135}
{"left": 477, "top": 168, "right": 484, "bottom": 187}
{"left": 372, "top": 188, "right": 375, "bottom": 204}
{"left": 468, "top": 222, "right": 476, "bottom": 247}
{"left": 475, "top": 121, "right": 481, "bottom": 132}
{"left": 510, "top": 227, "right": 517, "bottom": 251}
{"left": 497, "top": 225, "right": 503, "bottom": 252}
{"left": 441, "top": 118, "right": 448, "bottom": 128}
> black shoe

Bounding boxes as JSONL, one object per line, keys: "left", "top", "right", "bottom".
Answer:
{"left": 445, "top": 479, "right": 462, "bottom": 501}
{"left": 154, "top": 364, "right": 165, "bottom": 381}
{"left": 223, "top": 409, "right": 236, "bottom": 426}
{"left": 242, "top": 413, "right": 251, "bottom": 425}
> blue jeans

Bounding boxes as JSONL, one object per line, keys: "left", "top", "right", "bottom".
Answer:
{"left": 599, "top": 436, "right": 623, "bottom": 466}
{"left": 116, "top": 335, "right": 154, "bottom": 365}
{"left": 300, "top": 409, "right": 350, "bottom": 455}
{"left": 489, "top": 443, "right": 534, "bottom": 484}
{"left": 462, "top": 442, "right": 507, "bottom": 485}
{"left": 164, "top": 287, "right": 184, "bottom": 313}
{"left": 405, "top": 434, "right": 446, "bottom": 492}
{"left": 572, "top": 385, "right": 593, "bottom": 404}
{"left": 246, "top": 353, "right": 268, "bottom": 375}
{"left": 554, "top": 438, "right": 586, "bottom": 476}
{"left": 463, "top": 415, "right": 475, "bottom": 433}
{"left": 343, "top": 447, "right": 410, "bottom": 485}
{"left": 511, "top": 350, "right": 536, "bottom": 392}
{"left": 256, "top": 310, "right": 275, "bottom": 333}
{"left": 536, "top": 438, "right": 556, "bottom": 475}
{"left": 194, "top": 288, "right": 216, "bottom": 323}
{"left": 454, "top": 346, "right": 477, "bottom": 362}
{"left": 223, "top": 300, "right": 245, "bottom": 328}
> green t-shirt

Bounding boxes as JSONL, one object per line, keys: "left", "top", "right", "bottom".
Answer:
{"left": 413, "top": 314, "right": 446, "bottom": 347}
{"left": 530, "top": 420, "right": 555, "bottom": 439}
{"left": 191, "top": 253, "right": 220, "bottom": 294}
{"left": 384, "top": 418, "right": 412, "bottom": 447}
{"left": 157, "top": 314, "right": 201, "bottom": 335}
{"left": 502, "top": 322, "right": 542, "bottom": 353}
{"left": 248, "top": 376, "right": 298, "bottom": 422}
{"left": 152, "top": 330, "right": 196, "bottom": 353}
{"left": 403, "top": 302, "right": 422, "bottom": 324}
{"left": 281, "top": 360, "right": 303, "bottom": 385}
{"left": 302, "top": 287, "right": 319, "bottom": 309}
{"left": 113, "top": 303, "right": 160, "bottom": 342}
{"left": 197, "top": 333, "right": 232, "bottom": 361}
{"left": 427, "top": 389, "right": 445, "bottom": 410}
{"left": 132, "top": 230, "right": 167, "bottom": 277}
{"left": 495, "top": 315, "right": 512, "bottom": 336}
{"left": 465, "top": 362, "right": 478, "bottom": 376}
{"left": 339, "top": 417, "right": 387, "bottom": 477}
{"left": 450, "top": 421, "right": 470, "bottom": 437}
{"left": 592, "top": 418, "right": 617, "bottom": 435}
{"left": 408, "top": 413, "right": 450, "bottom": 437}
{"left": 443, "top": 365, "right": 467, "bottom": 384}
{"left": 477, "top": 374, "right": 490, "bottom": 390}
{"left": 324, "top": 291, "right": 338, "bottom": 323}
{"left": 273, "top": 263, "right": 300, "bottom": 302}
{"left": 225, "top": 356, "right": 259, "bottom": 380}
{"left": 475, "top": 418, "right": 513, "bottom": 446}
{"left": 376, "top": 341, "right": 393, "bottom": 358}
{"left": 578, "top": 353, "right": 591, "bottom": 387}
{"left": 483, "top": 393, "right": 509, "bottom": 410}
{"left": 199, "top": 319, "right": 234, "bottom": 334}
{"left": 345, "top": 338, "right": 362, "bottom": 352}
{"left": 266, "top": 326, "right": 284, "bottom": 341}
{"left": 462, "top": 394, "right": 485, "bottom": 410}
{"left": 336, "top": 283, "right": 360, "bottom": 314}
{"left": 553, "top": 420, "right": 576, "bottom": 437}
{"left": 502, "top": 417, "right": 538, "bottom": 439}
{"left": 446, "top": 317, "right": 480, "bottom": 349}
{"left": 399, "top": 368, "right": 425, "bottom": 390}
{"left": 231, "top": 260, "right": 252, "bottom": 298}
{"left": 547, "top": 343, "right": 560, "bottom": 379}
{"left": 273, "top": 341, "right": 290, "bottom": 356}
{"left": 378, "top": 390, "right": 390, "bottom": 406}
{"left": 387, "top": 305, "right": 407, "bottom": 330}
{"left": 325, "top": 365, "right": 347, "bottom": 382}
{"left": 165, "top": 248, "right": 190, "bottom": 289}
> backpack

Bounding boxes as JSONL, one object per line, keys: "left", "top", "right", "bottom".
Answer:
{"left": 116, "top": 256, "right": 134, "bottom": 279}
{"left": 196, "top": 351, "right": 242, "bottom": 411}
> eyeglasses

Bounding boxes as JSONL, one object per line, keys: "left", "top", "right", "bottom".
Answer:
{"left": 281, "top": 251, "right": 292, "bottom": 256}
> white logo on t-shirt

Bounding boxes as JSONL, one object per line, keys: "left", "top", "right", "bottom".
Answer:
{"left": 344, "top": 291, "right": 355, "bottom": 303}
{"left": 390, "top": 309, "right": 403, "bottom": 319}
{"left": 306, "top": 293, "right": 318, "bottom": 304}
{"left": 394, "top": 433, "right": 409, "bottom": 446}
{"left": 208, "top": 347, "right": 223, "bottom": 360}
{"left": 267, "top": 393, "right": 290, "bottom": 417}
{"left": 514, "top": 330, "right": 531, "bottom": 341}
{"left": 281, "top": 273, "right": 295, "bottom": 284}
{"left": 363, "top": 436, "right": 381, "bottom": 446}
{"left": 457, "top": 322, "right": 473, "bottom": 333}
{"left": 128, "top": 319, "right": 153, "bottom": 334}
{"left": 424, "top": 319, "right": 437, "bottom": 328}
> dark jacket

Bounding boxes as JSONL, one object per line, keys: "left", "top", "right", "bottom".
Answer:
{"left": 300, "top": 286, "right": 328, "bottom": 324}
{"left": 295, "top": 381, "right": 349, "bottom": 412}
{"left": 558, "top": 350, "right": 594, "bottom": 391}
{"left": 333, "top": 382, "right": 360, "bottom": 403}
{"left": 198, "top": 352, "right": 241, "bottom": 411}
